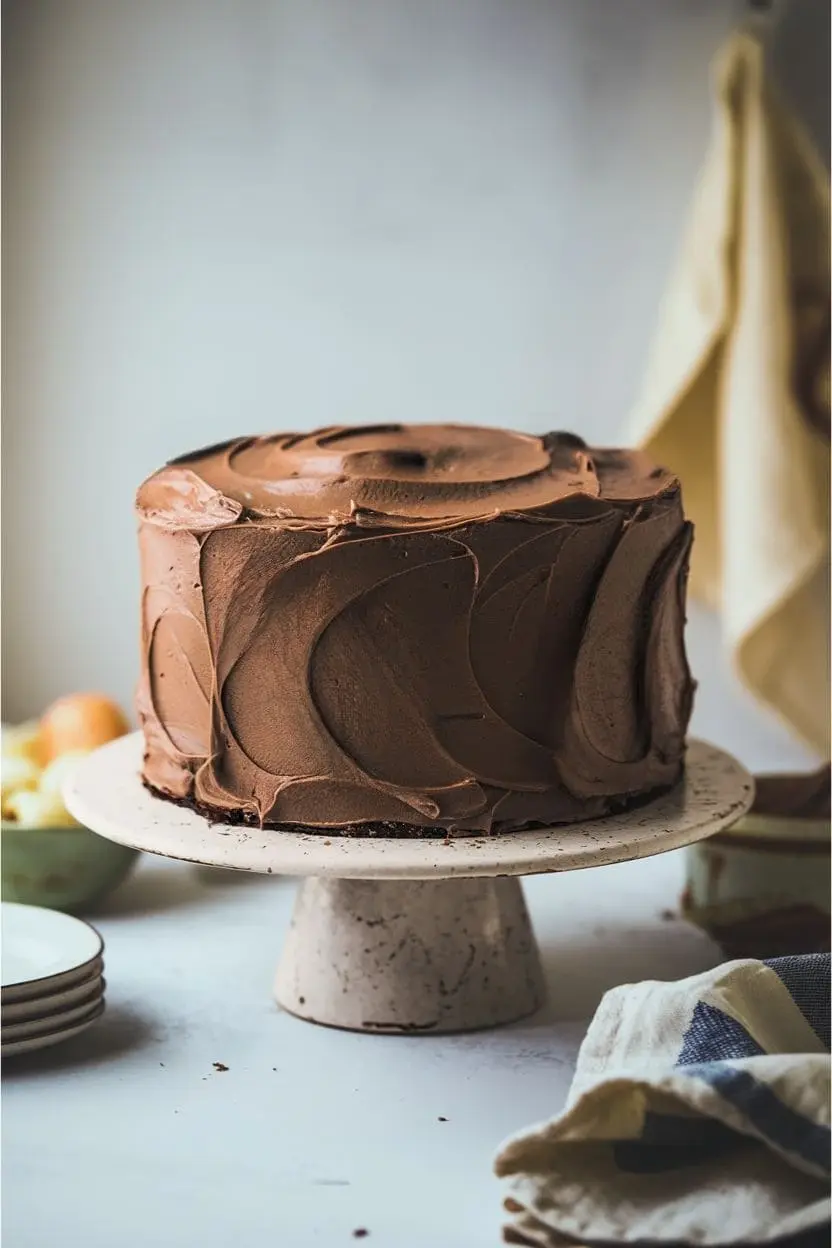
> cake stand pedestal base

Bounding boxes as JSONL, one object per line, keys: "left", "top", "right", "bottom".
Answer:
{"left": 65, "top": 735, "right": 753, "bottom": 1035}
{"left": 275, "top": 875, "right": 543, "bottom": 1032}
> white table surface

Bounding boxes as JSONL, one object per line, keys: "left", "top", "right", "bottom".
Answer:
{"left": 3, "top": 848, "right": 721, "bottom": 1248}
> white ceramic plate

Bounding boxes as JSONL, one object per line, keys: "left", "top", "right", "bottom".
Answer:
{"left": 1, "top": 903, "right": 103, "bottom": 998}
{"left": 2, "top": 999, "right": 105, "bottom": 1058}
{"left": 1, "top": 955, "right": 104, "bottom": 1005}
{"left": 2, "top": 994, "right": 105, "bottom": 1042}
{"left": 1, "top": 974, "right": 105, "bottom": 1024}
{"left": 66, "top": 733, "right": 754, "bottom": 880}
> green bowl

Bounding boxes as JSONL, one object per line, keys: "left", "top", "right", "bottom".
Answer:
{"left": 1, "top": 822, "right": 138, "bottom": 913}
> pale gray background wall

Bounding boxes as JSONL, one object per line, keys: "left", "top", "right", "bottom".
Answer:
{"left": 2, "top": 0, "right": 827, "bottom": 771}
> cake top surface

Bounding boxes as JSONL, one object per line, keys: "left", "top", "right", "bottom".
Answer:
{"left": 136, "top": 424, "right": 677, "bottom": 530}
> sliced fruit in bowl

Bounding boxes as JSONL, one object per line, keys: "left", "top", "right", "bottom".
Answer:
{"left": 1, "top": 694, "right": 138, "bottom": 912}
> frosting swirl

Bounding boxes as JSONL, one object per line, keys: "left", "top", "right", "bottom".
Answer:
{"left": 136, "top": 425, "right": 693, "bottom": 833}
{"left": 138, "top": 425, "right": 677, "bottom": 528}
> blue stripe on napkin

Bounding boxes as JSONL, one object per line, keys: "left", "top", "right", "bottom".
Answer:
{"left": 677, "top": 1000, "right": 766, "bottom": 1064}
{"left": 613, "top": 1111, "right": 737, "bottom": 1173}
{"left": 766, "top": 954, "right": 831, "bottom": 1049}
{"left": 684, "top": 1063, "right": 831, "bottom": 1174}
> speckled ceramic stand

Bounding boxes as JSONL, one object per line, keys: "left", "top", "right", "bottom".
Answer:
{"left": 65, "top": 735, "right": 752, "bottom": 1034}
{"left": 277, "top": 875, "right": 544, "bottom": 1032}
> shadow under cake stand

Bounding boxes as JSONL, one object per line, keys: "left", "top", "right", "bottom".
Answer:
{"left": 65, "top": 735, "right": 752, "bottom": 1035}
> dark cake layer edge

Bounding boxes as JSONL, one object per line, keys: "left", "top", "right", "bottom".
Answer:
{"left": 142, "top": 773, "right": 682, "bottom": 839}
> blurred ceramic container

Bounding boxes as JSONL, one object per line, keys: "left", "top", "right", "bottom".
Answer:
{"left": 682, "top": 766, "right": 830, "bottom": 959}
{"left": 1, "top": 822, "right": 138, "bottom": 913}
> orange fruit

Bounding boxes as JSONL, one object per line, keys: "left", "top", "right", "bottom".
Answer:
{"left": 40, "top": 693, "right": 129, "bottom": 762}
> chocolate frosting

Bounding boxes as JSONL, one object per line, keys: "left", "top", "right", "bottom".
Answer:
{"left": 136, "top": 425, "right": 694, "bottom": 833}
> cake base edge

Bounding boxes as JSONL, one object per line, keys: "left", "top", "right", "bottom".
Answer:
{"left": 141, "top": 774, "right": 682, "bottom": 839}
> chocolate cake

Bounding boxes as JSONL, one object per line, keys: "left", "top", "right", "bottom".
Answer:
{"left": 136, "top": 425, "right": 694, "bottom": 835}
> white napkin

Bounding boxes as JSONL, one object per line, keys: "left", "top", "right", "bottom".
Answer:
{"left": 495, "top": 955, "right": 830, "bottom": 1246}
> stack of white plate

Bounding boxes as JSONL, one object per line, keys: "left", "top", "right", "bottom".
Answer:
{"left": 2, "top": 902, "right": 106, "bottom": 1057}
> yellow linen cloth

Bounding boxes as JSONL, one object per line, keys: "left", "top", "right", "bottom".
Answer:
{"left": 628, "top": 31, "right": 830, "bottom": 757}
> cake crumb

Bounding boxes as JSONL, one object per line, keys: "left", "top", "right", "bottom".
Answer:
{"left": 660, "top": 909, "right": 677, "bottom": 921}
{"left": 438, "top": 1116, "right": 448, "bottom": 1122}
{"left": 352, "top": 1231, "right": 369, "bottom": 1240}
{"left": 213, "top": 1062, "right": 229, "bottom": 1072}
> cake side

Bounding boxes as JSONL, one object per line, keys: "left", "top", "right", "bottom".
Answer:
{"left": 136, "top": 425, "right": 694, "bottom": 834}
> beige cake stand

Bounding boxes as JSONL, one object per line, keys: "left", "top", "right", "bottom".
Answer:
{"left": 65, "top": 734, "right": 752, "bottom": 1035}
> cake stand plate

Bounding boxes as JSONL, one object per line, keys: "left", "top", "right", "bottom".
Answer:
{"left": 65, "top": 735, "right": 752, "bottom": 1034}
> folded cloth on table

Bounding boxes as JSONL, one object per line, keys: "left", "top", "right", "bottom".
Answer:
{"left": 495, "top": 954, "right": 830, "bottom": 1246}
{"left": 627, "top": 30, "right": 830, "bottom": 758}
